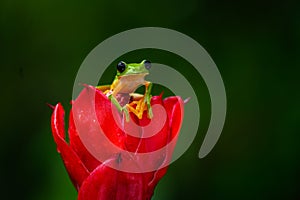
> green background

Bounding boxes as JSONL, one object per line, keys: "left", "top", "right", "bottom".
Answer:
{"left": 1, "top": 0, "right": 299, "bottom": 199}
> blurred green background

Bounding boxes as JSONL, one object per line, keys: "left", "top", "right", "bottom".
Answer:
{"left": 1, "top": 0, "right": 299, "bottom": 199}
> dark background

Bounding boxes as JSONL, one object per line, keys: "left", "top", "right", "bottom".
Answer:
{"left": 1, "top": 0, "right": 299, "bottom": 199}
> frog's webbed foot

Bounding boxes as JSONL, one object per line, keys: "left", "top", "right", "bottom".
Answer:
{"left": 127, "top": 97, "right": 147, "bottom": 119}
{"left": 127, "top": 82, "right": 153, "bottom": 119}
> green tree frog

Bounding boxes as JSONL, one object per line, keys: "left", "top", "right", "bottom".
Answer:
{"left": 96, "top": 60, "right": 153, "bottom": 121}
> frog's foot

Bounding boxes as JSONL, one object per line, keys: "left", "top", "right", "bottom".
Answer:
{"left": 104, "top": 90, "right": 112, "bottom": 96}
{"left": 127, "top": 97, "right": 148, "bottom": 119}
{"left": 127, "top": 82, "right": 153, "bottom": 119}
{"left": 96, "top": 85, "right": 111, "bottom": 94}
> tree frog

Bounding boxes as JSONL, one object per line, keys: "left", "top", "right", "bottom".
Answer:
{"left": 96, "top": 60, "right": 153, "bottom": 121}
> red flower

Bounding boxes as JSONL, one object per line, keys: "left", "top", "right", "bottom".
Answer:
{"left": 50, "top": 85, "right": 184, "bottom": 200}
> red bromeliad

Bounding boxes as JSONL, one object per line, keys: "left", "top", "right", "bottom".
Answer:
{"left": 50, "top": 60, "right": 184, "bottom": 200}
{"left": 50, "top": 85, "right": 183, "bottom": 199}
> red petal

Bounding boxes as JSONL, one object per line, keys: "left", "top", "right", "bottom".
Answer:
{"left": 51, "top": 103, "right": 90, "bottom": 190}
{"left": 78, "top": 156, "right": 147, "bottom": 200}
{"left": 163, "top": 96, "right": 184, "bottom": 140}
{"left": 147, "top": 96, "right": 184, "bottom": 188}
{"left": 71, "top": 86, "right": 126, "bottom": 169}
{"left": 122, "top": 95, "right": 170, "bottom": 174}
{"left": 69, "top": 109, "right": 101, "bottom": 172}
{"left": 123, "top": 95, "right": 184, "bottom": 192}
{"left": 141, "top": 95, "right": 169, "bottom": 152}
{"left": 125, "top": 95, "right": 170, "bottom": 153}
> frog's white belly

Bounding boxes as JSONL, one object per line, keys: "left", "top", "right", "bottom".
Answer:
{"left": 117, "top": 74, "right": 146, "bottom": 93}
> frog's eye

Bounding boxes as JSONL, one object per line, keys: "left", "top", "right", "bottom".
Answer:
{"left": 144, "top": 60, "right": 151, "bottom": 70}
{"left": 117, "top": 61, "right": 126, "bottom": 73}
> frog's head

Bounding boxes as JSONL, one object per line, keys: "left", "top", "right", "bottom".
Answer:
{"left": 116, "top": 60, "right": 151, "bottom": 77}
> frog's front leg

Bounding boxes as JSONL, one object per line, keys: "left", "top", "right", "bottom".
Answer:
{"left": 144, "top": 81, "right": 153, "bottom": 119}
{"left": 108, "top": 94, "right": 130, "bottom": 122}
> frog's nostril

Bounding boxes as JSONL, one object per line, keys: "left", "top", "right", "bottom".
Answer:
{"left": 144, "top": 60, "right": 151, "bottom": 70}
